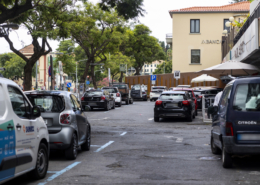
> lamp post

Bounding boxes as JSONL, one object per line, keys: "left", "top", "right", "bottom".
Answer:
{"left": 0, "top": 24, "right": 19, "bottom": 37}
{"left": 49, "top": 52, "right": 63, "bottom": 90}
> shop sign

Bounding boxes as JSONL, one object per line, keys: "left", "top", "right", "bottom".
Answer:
{"left": 202, "top": 40, "right": 221, "bottom": 44}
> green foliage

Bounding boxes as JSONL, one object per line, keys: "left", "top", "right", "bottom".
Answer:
{"left": 159, "top": 41, "right": 166, "bottom": 51}
{"left": 230, "top": 0, "right": 252, "bottom": 3}
{"left": 124, "top": 24, "right": 166, "bottom": 75}
{"left": 153, "top": 60, "right": 172, "bottom": 75}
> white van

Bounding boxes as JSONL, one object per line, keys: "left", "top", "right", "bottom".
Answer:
{"left": 0, "top": 78, "right": 49, "bottom": 183}
{"left": 150, "top": 86, "right": 167, "bottom": 101}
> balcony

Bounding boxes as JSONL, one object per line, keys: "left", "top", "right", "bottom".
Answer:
{"left": 166, "top": 33, "right": 172, "bottom": 45}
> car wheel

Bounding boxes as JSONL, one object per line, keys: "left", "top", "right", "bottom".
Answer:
{"left": 130, "top": 99, "right": 133, "bottom": 104}
{"left": 105, "top": 102, "right": 109, "bottom": 111}
{"left": 195, "top": 109, "right": 198, "bottom": 116}
{"left": 112, "top": 101, "right": 115, "bottom": 109}
{"left": 143, "top": 98, "right": 147, "bottom": 101}
{"left": 154, "top": 117, "right": 159, "bottom": 122}
{"left": 126, "top": 98, "right": 129, "bottom": 105}
{"left": 91, "top": 107, "right": 94, "bottom": 111}
{"left": 65, "top": 133, "right": 78, "bottom": 160}
{"left": 193, "top": 111, "right": 195, "bottom": 119}
{"left": 29, "top": 143, "right": 48, "bottom": 180}
{"left": 211, "top": 137, "right": 221, "bottom": 155}
{"left": 118, "top": 101, "right": 122, "bottom": 107}
{"left": 81, "top": 127, "right": 91, "bottom": 151}
{"left": 187, "top": 112, "right": 193, "bottom": 122}
{"left": 222, "top": 146, "right": 232, "bottom": 168}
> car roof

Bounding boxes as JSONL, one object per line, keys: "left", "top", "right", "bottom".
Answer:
{"left": 229, "top": 77, "right": 260, "bottom": 86}
{"left": 25, "top": 90, "right": 71, "bottom": 96}
{"left": 173, "top": 88, "right": 193, "bottom": 91}
{"left": 162, "top": 91, "right": 186, "bottom": 94}
{"left": 0, "top": 77, "right": 19, "bottom": 87}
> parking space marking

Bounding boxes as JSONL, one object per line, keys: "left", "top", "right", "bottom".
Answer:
{"left": 120, "top": 132, "right": 127, "bottom": 136}
{"left": 95, "top": 141, "right": 114, "bottom": 152}
{"left": 47, "top": 171, "right": 59, "bottom": 174}
{"left": 91, "top": 145, "right": 101, "bottom": 147}
{"left": 38, "top": 162, "right": 81, "bottom": 185}
{"left": 176, "top": 138, "right": 183, "bottom": 143}
{"left": 148, "top": 118, "right": 154, "bottom": 121}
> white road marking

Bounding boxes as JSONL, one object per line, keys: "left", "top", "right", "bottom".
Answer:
{"left": 120, "top": 132, "right": 127, "bottom": 136}
{"left": 148, "top": 118, "right": 154, "bottom": 121}
{"left": 95, "top": 141, "right": 114, "bottom": 152}
{"left": 91, "top": 145, "right": 101, "bottom": 147}
{"left": 176, "top": 138, "right": 183, "bottom": 143}
{"left": 47, "top": 171, "right": 59, "bottom": 174}
{"left": 38, "top": 162, "right": 81, "bottom": 185}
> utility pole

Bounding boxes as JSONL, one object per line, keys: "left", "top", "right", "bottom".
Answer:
{"left": 50, "top": 55, "right": 54, "bottom": 90}
{"left": 35, "top": 61, "right": 38, "bottom": 89}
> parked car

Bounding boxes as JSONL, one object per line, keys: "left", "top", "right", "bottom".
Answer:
{"left": 193, "top": 87, "right": 223, "bottom": 109}
{"left": 102, "top": 87, "right": 122, "bottom": 107}
{"left": 81, "top": 90, "right": 115, "bottom": 111}
{"left": 26, "top": 91, "right": 91, "bottom": 160}
{"left": 131, "top": 84, "right": 148, "bottom": 101}
{"left": 111, "top": 83, "right": 133, "bottom": 105}
{"left": 0, "top": 78, "right": 49, "bottom": 183}
{"left": 154, "top": 91, "right": 196, "bottom": 122}
{"left": 177, "top": 85, "right": 191, "bottom": 88}
{"left": 150, "top": 86, "right": 167, "bottom": 101}
{"left": 211, "top": 77, "right": 260, "bottom": 168}
{"left": 172, "top": 88, "right": 198, "bottom": 116}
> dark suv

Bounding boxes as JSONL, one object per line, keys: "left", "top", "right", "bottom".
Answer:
{"left": 211, "top": 77, "right": 260, "bottom": 168}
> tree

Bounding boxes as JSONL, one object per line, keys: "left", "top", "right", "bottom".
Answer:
{"left": 153, "top": 60, "right": 172, "bottom": 74}
{"left": 2, "top": 0, "right": 73, "bottom": 90}
{"left": 124, "top": 24, "right": 166, "bottom": 75}
{"left": 230, "top": 0, "right": 252, "bottom": 3}
{"left": 66, "top": 2, "right": 127, "bottom": 89}
{"left": 98, "top": 0, "right": 145, "bottom": 20}
{"left": 159, "top": 41, "right": 166, "bottom": 51}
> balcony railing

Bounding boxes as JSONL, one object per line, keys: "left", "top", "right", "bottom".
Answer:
{"left": 166, "top": 33, "right": 172, "bottom": 38}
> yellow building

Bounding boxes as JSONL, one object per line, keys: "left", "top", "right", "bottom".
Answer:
{"left": 168, "top": 2, "right": 250, "bottom": 73}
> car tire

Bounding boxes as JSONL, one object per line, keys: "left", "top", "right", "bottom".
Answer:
{"left": 126, "top": 98, "right": 129, "bottom": 105}
{"left": 195, "top": 109, "right": 198, "bottom": 116}
{"left": 65, "top": 133, "right": 78, "bottom": 160}
{"left": 29, "top": 143, "right": 48, "bottom": 180}
{"left": 81, "top": 127, "right": 91, "bottom": 151}
{"left": 118, "top": 102, "right": 122, "bottom": 107}
{"left": 154, "top": 117, "right": 159, "bottom": 122}
{"left": 143, "top": 98, "right": 147, "bottom": 101}
{"left": 150, "top": 99, "right": 153, "bottom": 102}
{"left": 222, "top": 146, "right": 232, "bottom": 168}
{"left": 112, "top": 101, "right": 115, "bottom": 109}
{"left": 91, "top": 107, "right": 94, "bottom": 111}
{"left": 105, "top": 102, "right": 109, "bottom": 111}
{"left": 193, "top": 111, "right": 195, "bottom": 119}
{"left": 187, "top": 112, "right": 193, "bottom": 122}
{"left": 130, "top": 99, "right": 133, "bottom": 104}
{"left": 211, "top": 137, "right": 221, "bottom": 155}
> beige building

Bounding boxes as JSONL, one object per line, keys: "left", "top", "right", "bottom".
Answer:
{"left": 142, "top": 60, "right": 165, "bottom": 75}
{"left": 168, "top": 2, "right": 250, "bottom": 73}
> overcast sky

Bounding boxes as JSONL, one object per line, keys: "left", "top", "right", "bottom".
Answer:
{"left": 0, "top": 0, "right": 231, "bottom": 54}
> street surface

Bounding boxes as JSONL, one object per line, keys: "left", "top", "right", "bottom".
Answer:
{"left": 4, "top": 101, "right": 260, "bottom": 185}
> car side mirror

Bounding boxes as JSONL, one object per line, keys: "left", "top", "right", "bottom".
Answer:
{"left": 84, "top": 105, "right": 91, "bottom": 111}
{"left": 32, "top": 106, "right": 41, "bottom": 118}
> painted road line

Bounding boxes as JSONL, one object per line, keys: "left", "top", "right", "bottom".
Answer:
{"left": 120, "top": 132, "right": 127, "bottom": 136}
{"left": 176, "top": 138, "right": 183, "bottom": 143}
{"left": 91, "top": 145, "right": 101, "bottom": 147}
{"left": 95, "top": 141, "right": 114, "bottom": 152}
{"left": 38, "top": 162, "right": 81, "bottom": 185}
{"left": 148, "top": 118, "right": 154, "bottom": 121}
{"left": 47, "top": 171, "right": 59, "bottom": 174}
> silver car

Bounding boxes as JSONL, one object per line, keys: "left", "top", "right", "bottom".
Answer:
{"left": 25, "top": 91, "right": 91, "bottom": 160}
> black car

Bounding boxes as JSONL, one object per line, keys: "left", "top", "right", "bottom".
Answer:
{"left": 154, "top": 91, "right": 195, "bottom": 122}
{"left": 193, "top": 88, "right": 223, "bottom": 109}
{"left": 211, "top": 77, "right": 260, "bottom": 168}
{"left": 81, "top": 90, "right": 115, "bottom": 111}
{"left": 131, "top": 84, "right": 147, "bottom": 101}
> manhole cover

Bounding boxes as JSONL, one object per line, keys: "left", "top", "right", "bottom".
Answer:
{"left": 199, "top": 156, "right": 220, "bottom": 161}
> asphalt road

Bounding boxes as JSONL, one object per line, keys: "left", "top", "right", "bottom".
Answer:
{"left": 4, "top": 101, "right": 260, "bottom": 185}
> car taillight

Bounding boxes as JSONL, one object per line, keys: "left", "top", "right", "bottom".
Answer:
{"left": 101, "top": 96, "right": 106, "bottom": 100}
{"left": 199, "top": 96, "right": 202, "bottom": 98}
{"left": 226, "top": 122, "right": 234, "bottom": 136}
{"left": 116, "top": 93, "right": 120, "bottom": 97}
{"left": 81, "top": 97, "right": 84, "bottom": 101}
{"left": 60, "top": 114, "right": 71, "bottom": 124}
{"left": 182, "top": 101, "right": 190, "bottom": 106}
{"left": 142, "top": 92, "right": 146, "bottom": 94}
{"left": 155, "top": 100, "right": 162, "bottom": 106}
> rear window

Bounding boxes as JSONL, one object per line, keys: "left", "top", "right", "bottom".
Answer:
{"left": 233, "top": 84, "right": 260, "bottom": 111}
{"left": 194, "top": 91, "right": 202, "bottom": 96}
{"left": 27, "top": 95, "right": 64, "bottom": 113}
{"left": 103, "top": 88, "right": 118, "bottom": 93}
{"left": 84, "top": 91, "right": 103, "bottom": 96}
{"left": 160, "top": 94, "right": 185, "bottom": 100}
{"left": 113, "top": 84, "right": 126, "bottom": 89}
{"left": 132, "top": 85, "right": 141, "bottom": 90}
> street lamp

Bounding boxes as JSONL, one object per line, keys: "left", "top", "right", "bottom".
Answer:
{"left": 0, "top": 24, "right": 19, "bottom": 37}
{"left": 49, "top": 52, "right": 63, "bottom": 90}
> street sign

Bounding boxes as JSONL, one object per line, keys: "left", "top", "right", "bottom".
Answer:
{"left": 86, "top": 81, "right": 90, "bottom": 85}
{"left": 174, "top": 71, "right": 181, "bottom": 79}
{"left": 151, "top": 75, "right": 157, "bottom": 81}
{"left": 152, "top": 81, "right": 156, "bottom": 85}
{"left": 67, "top": 82, "right": 72, "bottom": 88}
{"left": 0, "top": 67, "right": 6, "bottom": 71}
{"left": 59, "top": 61, "right": 63, "bottom": 75}
{"left": 48, "top": 66, "right": 51, "bottom": 77}
{"left": 120, "top": 64, "right": 126, "bottom": 72}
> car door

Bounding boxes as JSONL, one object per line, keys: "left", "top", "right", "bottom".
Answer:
{"left": 7, "top": 86, "right": 36, "bottom": 176}
{"left": 71, "top": 95, "right": 87, "bottom": 143}
{"left": 213, "top": 86, "right": 232, "bottom": 148}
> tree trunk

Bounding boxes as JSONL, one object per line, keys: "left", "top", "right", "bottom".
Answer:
{"left": 135, "top": 67, "right": 141, "bottom": 76}
{"left": 91, "top": 65, "right": 97, "bottom": 89}
{"left": 24, "top": 63, "right": 33, "bottom": 91}
{"left": 119, "top": 72, "right": 123, "bottom": 82}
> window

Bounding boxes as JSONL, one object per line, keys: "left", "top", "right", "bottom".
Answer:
{"left": 71, "top": 95, "right": 81, "bottom": 110}
{"left": 151, "top": 69, "right": 152, "bottom": 72}
{"left": 103, "top": 88, "right": 117, "bottom": 93}
{"left": 154, "top": 64, "right": 156, "bottom": 67}
{"left": 8, "top": 86, "right": 31, "bottom": 119}
{"left": 0, "top": 85, "right": 5, "bottom": 117}
{"left": 191, "top": 50, "right": 200, "bottom": 64}
{"left": 151, "top": 65, "right": 152, "bottom": 67}
{"left": 224, "top": 19, "right": 230, "bottom": 32}
{"left": 160, "top": 94, "right": 185, "bottom": 100}
{"left": 145, "top": 65, "right": 146, "bottom": 67}
{"left": 190, "top": 19, "right": 200, "bottom": 33}
{"left": 219, "top": 86, "right": 232, "bottom": 114}
{"left": 233, "top": 83, "right": 260, "bottom": 111}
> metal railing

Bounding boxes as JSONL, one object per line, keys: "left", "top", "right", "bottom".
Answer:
{"left": 166, "top": 33, "right": 172, "bottom": 38}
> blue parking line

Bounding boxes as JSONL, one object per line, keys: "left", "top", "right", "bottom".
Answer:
{"left": 95, "top": 141, "right": 114, "bottom": 152}
{"left": 38, "top": 162, "right": 81, "bottom": 185}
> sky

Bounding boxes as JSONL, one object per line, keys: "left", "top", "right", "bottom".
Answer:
{"left": 0, "top": 0, "right": 231, "bottom": 54}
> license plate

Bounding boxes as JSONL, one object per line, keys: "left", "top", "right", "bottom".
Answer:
{"left": 237, "top": 134, "right": 260, "bottom": 141}
{"left": 89, "top": 103, "right": 96, "bottom": 106}
{"left": 167, "top": 103, "right": 178, "bottom": 107}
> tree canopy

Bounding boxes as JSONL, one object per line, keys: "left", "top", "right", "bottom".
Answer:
{"left": 153, "top": 60, "right": 172, "bottom": 74}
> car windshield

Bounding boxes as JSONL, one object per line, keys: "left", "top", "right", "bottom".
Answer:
{"left": 233, "top": 83, "right": 260, "bottom": 111}
{"left": 27, "top": 95, "right": 64, "bottom": 113}
{"left": 85, "top": 91, "right": 103, "bottom": 96}
{"left": 103, "top": 88, "right": 117, "bottom": 93}
{"left": 160, "top": 94, "right": 185, "bottom": 100}
{"left": 132, "top": 85, "right": 141, "bottom": 90}
{"left": 194, "top": 91, "right": 202, "bottom": 96}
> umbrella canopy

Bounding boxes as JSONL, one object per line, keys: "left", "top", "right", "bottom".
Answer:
{"left": 198, "top": 60, "right": 259, "bottom": 76}
{"left": 191, "top": 74, "right": 218, "bottom": 83}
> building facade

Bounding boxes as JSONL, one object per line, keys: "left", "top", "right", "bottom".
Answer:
{"left": 168, "top": 2, "right": 250, "bottom": 73}
{"left": 142, "top": 60, "right": 165, "bottom": 75}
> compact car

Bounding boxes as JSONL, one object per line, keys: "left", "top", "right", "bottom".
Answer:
{"left": 150, "top": 86, "right": 167, "bottom": 101}
{"left": 131, "top": 84, "right": 148, "bottom": 101}
{"left": 0, "top": 78, "right": 49, "bottom": 183}
{"left": 102, "top": 87, "right": 122, "bottom": 107}
{"left": 26, "top": 91, "right": 91, "bottom": 160}
{"left": 211, "top": 77, "right": 260, "bottom": 168}
{"left": 154, "top": 91, "right": 195, "bottom": 122}
{"left": 81, "top": 90, "right": 115, "bottom": 111}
